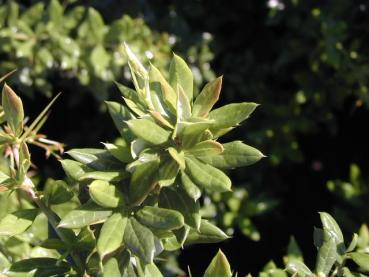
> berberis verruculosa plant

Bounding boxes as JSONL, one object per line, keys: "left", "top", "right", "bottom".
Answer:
{"left": 0, "top": 45, "right": 264, "bottom": 276}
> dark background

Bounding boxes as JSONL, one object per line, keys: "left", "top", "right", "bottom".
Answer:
{"left": 4, "top": 0, "right": 369, "bottom": 275}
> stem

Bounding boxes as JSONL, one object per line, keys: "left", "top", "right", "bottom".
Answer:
{"left": 31, "top": 195, "right": 85, "bottom": 273}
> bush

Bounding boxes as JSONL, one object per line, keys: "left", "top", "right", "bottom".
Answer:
{"left": 0, "top": 46, "right": 262, "bottom": 275}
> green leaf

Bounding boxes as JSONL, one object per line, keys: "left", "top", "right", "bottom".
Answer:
{"left": 129, "top": 159, "right": 160, "bottom": 206}
{"left": 188, "top": 140, "right": 223, "bottom": 157}
{"left": 106, "top": 101, "right": 135, "bottom": 138}
{"left": 319, "top": 212, "right": 345, "bottom": 253}
{"left": 124, "top": 218, "right": 163, "bottom": 264}
{"left": 199, "top": 141, "right": 264, "bottom": 169}
{"left": 168, "top": 147, "right": 185, "bottom": 170}
{"left": 103, "top": 257, "right": 121, "bottom": 277}
{"left": 146, "top": 263, "right": 163, "bottom": 277}
{"left": 286, "top": 236, "right": 303, "bottom": 262}
{"left": 209, "top": 102, "right": 258, "bottom": 129}
{"left": 98, "top": 213, "right": 128, "bottom": 259}
{"left": 126, "top": 119, "right": 170, "bottom": 145}
{"left": 186, "top": 220, "right": 229, "bottom": 244}
{"left": 43, "top": 179, "right": 74, "bottom": 205}
{"left": 350, "top": 253, "right": 369, "bottom": 271}
{"left": 203, "top": 249, "right": 232, "bottom": 277}
{"left": 80, "top": 170, "right": 128, "bottom": 182}
{"left": 115, "top": 82, "right": 146, "bottom": 116}
{"left": 9, "top": 258, "right": 70, "bottom": 277}
{"left": 176, "top": 85, "right": 191, "bottom": 121}
{"left": 48, "top": 0, "right": 63, "bottom": 26}
{"left": 169, "top": 54, "right": 193, "bottom": 102}
{"left": 67, "top": 148, "right": 121, "bottom": 170}
{"left": 315, "top": 229, "right": 338, "bottom": 275}
{"left": 149, "top": 64, "right": 177, "bottom": 114}
{"left": 104, "top": 142, "right": 133, "bottom": 163}
{"left": 135, "top": 206, "right": 184, "bottom": 231}
{"left": 60, "top": 159, "right": 91, "bottom": 180}
{"left": 185, "top": 156, "right": 231, "bottom": 192}
{"left": 158, "top": 159, "right": 179, "bottom": 187}
{"left": 159, "top": 186, "right": 201, "bottom": 230}
{"left": 89, "top": 180, "right": 125, "bottom": 208}
{"left": 2, "top": 84, "right": 24, "bottom": 136}
{"left": 178, "top": 121, "right": 214, "bottom": 148}
{"left": 0, "top": 209, "right": 38, "bottom": 236}
{"left": 286, "top": 261, "right": 314, "bottom": 277}
{"left": 173, "top": 225, "right": 190, "bottom": 247}
{"left": 58, "top": 202, "right": 112, "bottom": 229}
{"left": 193, "top": 76, "right": 222, "bottom": 117}
{"left": 180, "top": 171, "right": 201, "bottom": 201}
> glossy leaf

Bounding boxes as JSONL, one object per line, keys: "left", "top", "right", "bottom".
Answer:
{"left": 80, "top": 170, "right": 128, "bottom": 182}
{"left": 286, "top": 261, "right": 314, "bottom": 277}
{"left": 2, "top": 84, "right": 24, "bottom": 136}
{"left": 103, "top": 257, "right": 121, "bottom": 277}
{"left": 104, "top": 142, "right": 133, "bottom": 163}
{"left": 199, "top": 141, "right": 264, "bottom": 169}
{"left": 193, "top": 76, "right": 222, "bottom": 117}
{"left": 67, "top": 148, "right": 121, "bottom": 171}
{"left": 315, "top": 229, "right": 338, "bottom": 275}
{"left": 180, "top": 171, "right": 201, "bottom": 201}
{"left": 98, "top": 213, "right": 128, "bottom": 259}
{"left": 89, "top": 180, "right": 125, "bottom": 208}
{"left": 129, "top": 159, "right": 160, "bottom": 206}
{"left": 60, "top": 159, "right": 90, "bottom": 180}
{"left": 169, "top": 54, "right": 193, "bottom": 102}
{"left": 106, "top": 101, "right": 135, "bottom": 138}
{"left": 0, "top": 209, "right": 38, "bottom": 236}
{"left": 9, "top": 258, "right": 70, "bottom": 277}
{"left": 126, "top": 119, "right": 170, "bottom": 145}
{"left": 135, "top": 206, "right": 184, "bottom": 231}
{"left": 185, "top": 156, "right": 231, "bottom": 192}
{"left": 188, "top": 140, "right": 223, "bottom": 157}
{"left": 176, "top": 85, "right": 191, "bottom": 121}
{"left": 350, "top": 253, "right": 369, "bottom": 271}
{"left": 124, "top": 218, "right": 162, "bottom": 264}
{"left": 203, "top": 250, "right": 232, "bottom": 277}
{"left": 58, "top": 202, "right": 112, "bottom": 229}
{"left": 209, "top": 102, "right": 258, "bottom": 129}
{"left": 168, "top": 147, "right": 185, "bottom": 170}
{"left": 158, "top": 159, "right": 179, "bottom": 187}
{"left": 159, "top": 186, "right": 201, "bottom": 230}
{"left": 319, "top": 212, "right": 345, "bottom": 252}
{"left": 186, "top": 220, "right": 229, "bottom": 244}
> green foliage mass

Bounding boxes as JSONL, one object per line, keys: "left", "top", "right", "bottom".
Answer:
{"left": 0, "top": 47, "right": 263, "bottom": 275}
{"left": 0, "top": 0, "right": 213, "bottom": 101}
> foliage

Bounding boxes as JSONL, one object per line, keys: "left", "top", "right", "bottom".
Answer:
{"left": 0, "top": 46, "right": 263, "bottom": 275}
{"left": 201, "top": 213, "right": 369, "bottom": 277}
{"left": 0, "top": 0, "right": 213, "bottom": 100}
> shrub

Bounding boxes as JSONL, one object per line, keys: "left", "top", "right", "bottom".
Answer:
{"left": 0, "top": 46, "right": 263, "bottom": 275}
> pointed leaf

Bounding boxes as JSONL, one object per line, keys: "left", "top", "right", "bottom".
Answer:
{"left": 115, "top": 82, "right": 146, "bottom": 116}
{"left": 89, "top": 180, "right": 125, "bottom": 208}
{"left": 209, "top": 102, "right": 258, "bottom": 129}
{"left": 67, "top": 148, "right": 121, "bottom": 170}
{"left": 188, "top": 140, "right": 223, "bottom": 157}
{"left": 178, "top": 121, "right": 214, "bottom": 148}
{"left": 158, "top": 159, "right": 179, "bottom": 187}
{"left": 124, "top": 218, "right": 162, "bottom": 264}
{"left": 98, "top": 213, "right": 128, "bottom": 259}
{"left": 169, "top": 54, "right": 193, "bottom": 102}
{"left": 2, "top": 84, "right": 24, "bottom": 136}
{"left": 103, "top": 257, "right": 121, "bottom": 277}
{"left": 168, "top": 147, "right": 185, "bottom": 170}
{"left": 199, "top": 141, "right": 264, "bottom": 169}
{"left": 315, "top": 229, "right": 338, "bottom": 275}
{"left": 180, "top": 171, "right": 201, "bottom": 201}
{"left": 104, "top": 142, "right": 133, "bottom": 163}
{"left": 185, "top": 156, "right": 231, "bottom": 192}
{"left": 186, "top": 220, "right": 229, "bottom": 244}
{"left": 176, "top": 85, "right": 191, "bottom": 121}
{"left": 126, "top": 119, "right": 170, "bottom": 145}
{"left": 58, "top": 202, "right": 112, "bottom": 229}
{"left": 350, "top": 253, "right": 369, "bottom": 271}
{"left": 106, "top": 101, "right": 134, "bottom": 138}
{"left": 159, "top": 186, "right": 201, "bottom": 230}
{"left": 319, "top": 212, "right": 345, "bottom": 252}
{"left": 203, "top": 250, "right": 232, "bottom": 277}
{"left": 129, "top": 159, "right": 160, "bottom": 206}
{"left": 193, "top": 76, "right": 222, "bottom": 117}
{"left": 60, "top": 159, "right": 91, "bottom": 180}
{"left": 286, "top": 261, "right": 314, "bottom": 277}
{"left": 80, "top": 170, "right": 128, "bottom": 182}
{"left": 135, "top": 206, "right": 184, "bottom": 231}
{"left": 9, "top": 258, "right": 70, "bottom": 276}
{"left": 0, "top": 209, "right": 38, "bottom": 236}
